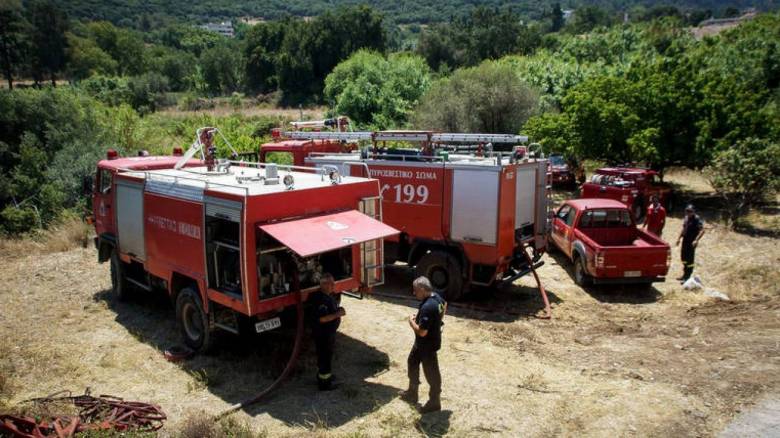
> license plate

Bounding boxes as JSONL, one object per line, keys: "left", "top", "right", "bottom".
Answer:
{"left": 624, "top": 270, "right": 641, "bottom": 277}
{"left": 255, "top": 317, "right": 281, "bottom": 333}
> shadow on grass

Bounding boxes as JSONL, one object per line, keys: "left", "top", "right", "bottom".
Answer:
{"left": 416, "top": 409, "right": 452, "bottom": 437}
{"left": 92, "top": 288, "right": 398, "bottom": 429}
{"left": 372, "top": 264, "right": 563, "bottom": 323}
{"left": 546, "top": 251, "right": 663, "bottom": 304}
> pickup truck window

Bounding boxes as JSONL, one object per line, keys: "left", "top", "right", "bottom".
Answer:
{"left": 579, "top": 209, "right": 632, "bottom": 228}
{"left": 556, "top": 205, "right": 572, "bottom": 220}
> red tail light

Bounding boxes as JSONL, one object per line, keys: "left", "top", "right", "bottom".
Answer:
{"left": 106, "top": 149, "right": 118, "bottom": 160}
{"left": 172, "top": 147, "right": 183, "bottom": 156}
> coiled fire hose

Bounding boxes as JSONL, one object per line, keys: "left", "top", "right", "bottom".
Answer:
{"left": 214, "top": 276, "right": 305, "bottom": 420}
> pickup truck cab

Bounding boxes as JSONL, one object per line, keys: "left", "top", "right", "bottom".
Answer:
{"left": 550, "top": 199, "right": 671, "bottom": 286}
{"left": 580, "top": 167, "right": 672, "bottom": 221}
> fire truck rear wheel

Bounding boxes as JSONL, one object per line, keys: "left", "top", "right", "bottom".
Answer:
{"left": 416, "top": 251, "right": 465, "bottom": 301}
{"left": 176, "top": 287, "right": 216, "bottom": 353}
{"left": 110, "top": 250, "right": 130, "bottom": 301}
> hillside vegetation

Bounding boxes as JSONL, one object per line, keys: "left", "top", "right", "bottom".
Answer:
{"left": 0, "top": 1, "right": 778, "bottom": 235}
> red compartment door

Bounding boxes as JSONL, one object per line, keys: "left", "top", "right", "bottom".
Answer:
{"left": 258, "top": 210, "right": 398, "bottom": 257}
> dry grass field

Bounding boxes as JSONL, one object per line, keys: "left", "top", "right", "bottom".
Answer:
{"left": 0, "top": 171, "right": 778, "bottom": 437}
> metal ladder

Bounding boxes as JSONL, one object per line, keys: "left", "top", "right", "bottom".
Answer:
{"left": 359, "top": 196, "right": 385, "bottom": 287}
{"left": 283, "top": 130, "right": 528, "bottom": 144}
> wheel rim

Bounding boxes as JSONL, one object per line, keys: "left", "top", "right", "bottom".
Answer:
{"left": 575, "top": 261, "right": 584, "bottom": 283}
{"left": 182, "top": 302, "right": 203, "bottom": 342}
{"left": 429, "top": 266, "right": 449, "bottom": 290}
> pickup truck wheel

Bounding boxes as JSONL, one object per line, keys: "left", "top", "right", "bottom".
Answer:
{"left": 574, "top": 256, "right": 592, "bottom": 287}
{"left": 416, "top": 251, "right": 465, "bottom": 301}
{"left": 176, "top": 287, "right": 216, "bottom": 353}
{"left": 110, "top": 250, "right": 131, "bottom": 301}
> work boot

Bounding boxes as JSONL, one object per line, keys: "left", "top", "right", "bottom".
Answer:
{"left": 419, "top": 395, "right": 441, "bottom": 413}
{"left": 318, "top": 376, "right": 335, "bottom": 391}
{"left": 399, "top": 385, "right": 418, "bottom": 404}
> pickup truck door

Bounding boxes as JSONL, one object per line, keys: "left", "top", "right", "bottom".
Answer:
{"left": 551, "top": 205, "right": 575, "bottom": 257}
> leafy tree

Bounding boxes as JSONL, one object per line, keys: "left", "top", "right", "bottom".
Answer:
{"left": 200, "top": 43, "right": 242, "bottom": 95}
{"left": 551, "top": 3, "right": 564, "bottom": 32}
{"left": 324, "top": 50, "right": 431, "bottom": 128}
{"left": 0, "top": 0, "right": 29, "bottom": 89}
{"left": 243, "top": 20, "right": 287, "bottom": 93}
{"left": 566, "top": 6, "right": 613, "bottom": 34}
{"left": 414, "top": 61, "right": 539, "bottom": 133}
{"left": 26, "top": 0, "right": 69, "bottom": 85}
{"left": 146, "top": 46, "right": 196, "bottom": 91}
{"left": 706, "top": 138, "right": 780, "bottom": 224}
{"left": 66, "top": 33, "right": 117, "bottom": 80}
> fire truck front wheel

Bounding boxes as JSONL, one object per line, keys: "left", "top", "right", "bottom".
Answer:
{"left": 110, "top": 251, "right": 130, "bottom": 301}
{"left": 176, "top": 288, "right": 216, "bottom": 353}
{"left": 416, "top": 251, "right": 465, "bottom": 301}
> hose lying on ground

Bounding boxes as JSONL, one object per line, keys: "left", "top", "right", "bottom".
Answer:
{"left": 521, "top": 246, "right": 552, "bottom": 319}
{"left": 214, "top": 287, "right": 305, "bottom": 420}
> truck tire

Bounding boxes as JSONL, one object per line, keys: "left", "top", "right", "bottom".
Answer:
{"left": 110, "top": 250, "right": 131, "bottom": 301}
{"left": 573, "top": 255, "right": 592, "bottom": 287}
{"left": 176, "top": 287, "right": 216, "bottom": 353}
{"left": 415, "top": 251, "right": 465, "bottom": 301}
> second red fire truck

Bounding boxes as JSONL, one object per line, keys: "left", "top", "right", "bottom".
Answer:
{"left": 262, "top": 128, "right": 551, "bottom": 301}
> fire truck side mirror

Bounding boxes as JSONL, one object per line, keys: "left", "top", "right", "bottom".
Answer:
{"left": 82, "top": 175, "right": 94, "bottom": 195}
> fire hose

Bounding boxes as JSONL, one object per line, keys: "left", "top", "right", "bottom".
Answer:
{"left": 214, "top": 282, "right": 305, "bottom": 420}
{"left": 0, "top": 390, "right": 166, "bottom": 437}
{"left": 521, "top": 246, "right": 552, "bottom": 319}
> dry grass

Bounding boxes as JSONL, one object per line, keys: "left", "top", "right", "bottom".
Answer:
{"left": 0, "top": 214, "right": 91, "bottom": 259}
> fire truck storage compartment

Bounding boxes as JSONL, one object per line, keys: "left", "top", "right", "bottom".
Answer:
{"left": 450, "top": 168, "right": 499, "bottom": 245}
{"left": 256, "top": 232, "right": 352, "bottom": 298}
{"left": 515, "top": 164, "right": 537, "bottom": 239}
{"left": 115, "top": 179, "right": 146, "bottom": 259}
{"left": 205, "top": 197, "right": 243, "bottom": 297}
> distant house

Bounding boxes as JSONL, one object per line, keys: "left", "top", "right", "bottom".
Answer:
{"left": 562, "top": 9, "right": 574, "bottom": 21}
{"left": 199, "top": 21, "right": 235, "bottom": 38}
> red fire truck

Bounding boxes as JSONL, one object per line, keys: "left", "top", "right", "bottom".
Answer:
{"left": 261, "top": 130, "right": 551, "bottom": 301}
{"left": 89, "top": 128, "right": 398, "bottom": 351}
{"left": 259, "top": 117, "right": 356, "bottom": 166}
{"left": 580, "top": 167, "right": 673, "bottom": 221}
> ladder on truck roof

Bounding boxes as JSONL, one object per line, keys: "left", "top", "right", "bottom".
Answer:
{"left": 283, "top": 130, "right": 528, "bottom": 144}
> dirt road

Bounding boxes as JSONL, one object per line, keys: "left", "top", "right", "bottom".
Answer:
{"left": 1, "top": 212, "right": 778, "bottom": 437}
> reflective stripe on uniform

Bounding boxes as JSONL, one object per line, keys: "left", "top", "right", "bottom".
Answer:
{"left": 318, "top": 373, "right": 332, "bottom": 380}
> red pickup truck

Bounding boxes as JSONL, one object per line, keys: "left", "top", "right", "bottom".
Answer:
{"left": 580, "top": 167, "right": 673, "bottom": 221}
{"left": 550, "top": 199, "right": 671, "bottom": 286}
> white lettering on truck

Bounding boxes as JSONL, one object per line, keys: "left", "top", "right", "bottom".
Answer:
{"left": 147, "top": 215, "right": 201, "bottom": 239}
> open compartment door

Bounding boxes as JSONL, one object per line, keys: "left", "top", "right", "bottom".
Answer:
{"left": 259, "top": 210, "right": 397, "bottom": 257}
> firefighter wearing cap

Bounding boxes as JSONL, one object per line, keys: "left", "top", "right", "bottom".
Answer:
{"left": 676, "top": 205, "right": 706, "bottom": 282}
{"left": 401, "top": 276, "right": 447, "bottom": 413}
{"left": 309, "top": 273, "right": 345, "bottom": 391}
{"left": 643, "top": 195, "right": 666, "bottom": 237}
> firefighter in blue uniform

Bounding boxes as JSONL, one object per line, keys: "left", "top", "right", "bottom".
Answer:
{"left": 401, "top": 276, "right": 447, "bottom": 413}
{"left": 676, "top": 204, "right": 706, "bottom": 283}
{"left": 310, "top": 273, "right": 345, "bottom": 391}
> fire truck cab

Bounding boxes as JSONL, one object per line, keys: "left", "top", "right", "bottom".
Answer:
{"left": 90, "top": 141, "right": 397, "bottom": 352}
{"left": 266, "top": 130, "right": 551, "bottom": 301}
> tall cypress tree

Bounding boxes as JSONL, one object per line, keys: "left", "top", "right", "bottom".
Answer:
{"left": 0, "top": 0, "right": 29, "bottom": 89}
{"left": 26, "top": 0, "right": 68, "bottom": 86}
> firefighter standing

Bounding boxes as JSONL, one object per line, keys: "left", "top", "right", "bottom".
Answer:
{"left": 676, "top": 205, "right": 706, "bottom": 282}
{"left": 643, "top": 195, "right": 667, "bottom": 237}
{"left": 309, "top": 273, "right": 345, "bottom": 391}
{"left": 401, "top": 276, "right": 446, "bottom": 413}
